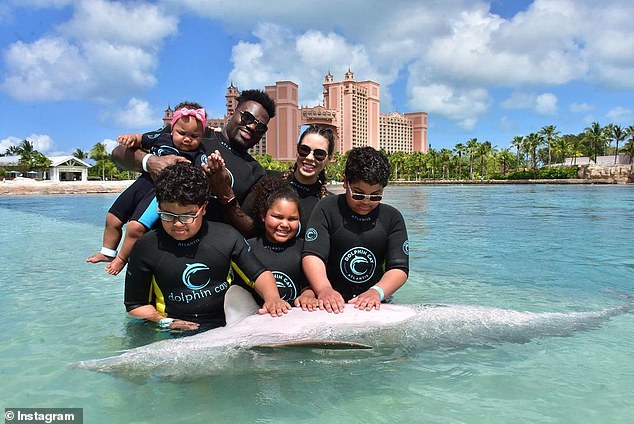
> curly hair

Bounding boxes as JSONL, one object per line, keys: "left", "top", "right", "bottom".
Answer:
{"left": 155, "top": 163, "right": 209, "bottom": 206}
{"left": 283, "top": 125, "right": 335, "bottom": 199}
{"left": 174, "top": 101, "right": 203, "bottom": 110}
{"left": 248, "top": 175, "right": 301, "bottom": 233}
{"left": 344, "top": 147, "right": 390, "bottom": 187}
{"left": 237, "top": 89, "right": 276, "bottom": 119}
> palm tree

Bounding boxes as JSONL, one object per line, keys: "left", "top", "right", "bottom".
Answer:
{"left": 583, "top": 122, "right": 605, "bottom": 164}
{"left": 439, "top": 148, "right": 452, "bottom": 179}
{"left": 511, "top": 136, "right": 524, "bottom": 170}
{"left": 453, "top": 143, "right": 466, "bottom": 178}
{"left": 72, "top": 148, "right": 87, "bottom": 160}
{"left": 5, "top": 145, "right": 22, "bottom": 156}
{"left": 89, "top": 142, "right": 109, "bottom": 181}
{"left": 625, "top": 125, "right": 634, "bottom": 164}
{"left": 476, "top": 140, "right": 492, "bottom": 178}
{"left": 497, "top": 148, "right": 515, "bottom": 174}
{"left": 466, "top": 138, "right": 479, "bottom": 179}
{"left": 14, "top": 140, "right": 51, "bottom": 175}
{"left": 539, "top": 125, "right": 559, "bottom": 168}
{"left": 521, "top": 133, "right": 538, "bottom": 170}
{"left": 610, "top": 125, "right": 626, "bottom": 164}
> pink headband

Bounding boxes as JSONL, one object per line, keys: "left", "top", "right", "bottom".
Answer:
{"left": 171, "top": 107, "right": 207, "bottom": 131}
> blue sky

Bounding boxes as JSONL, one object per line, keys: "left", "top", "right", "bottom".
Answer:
{"left": 0, "top": 0, "right": 632, "bottom": 156}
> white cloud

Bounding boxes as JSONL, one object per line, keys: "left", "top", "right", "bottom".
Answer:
{"left": 112, "top": 98, "right": 156, "bottom": 128}
{"left": 228, "top": 23, "right": 386, "bottom": 108}
{"left": 26, "top": 134, "right": 54, "bottom": 152}
{"left": 535, "top": 93, "right": 558, "bottom": 115}
{"left": 570, "top": 102, "right": 593, "bottom": 113}
{"left": 0, "top": 134, "right": 55, "bottom": 153}
{"left": 606, "top": 106, "right": 634, "bottom": 123}
{"left": 0, "top": 136, "right": 21, "bottom": 154}
{"left": 501, "top": 91, "right": 557, "bottom": 115}
{"left": 1, "top": 0, "right": 176, "bottom": 102}
{"left": 100, "top": 138, "right": 118, "bottom": 154}
{"left": 409, "top": 84, "right": 491, "bottom": 129}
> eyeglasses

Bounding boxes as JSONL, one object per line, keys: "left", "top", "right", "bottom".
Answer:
{"left": 297, "top": 144, "right": 328, "bottom": 162}
{"left": 238, "top": 110, "right": 268, "bottom": 134}
{"left": 347, "top": 187, "right": 383, "bottom": 202}
{"left": 158, "top": 205, "right": 204, "bottom": 224}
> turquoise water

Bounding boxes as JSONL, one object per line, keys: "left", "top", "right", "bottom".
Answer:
{"left": 1, "top": 185, "right": 633, "bottom": 423}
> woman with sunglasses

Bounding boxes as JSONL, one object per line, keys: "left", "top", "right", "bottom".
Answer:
{"left": 283, "top": 125, "right": 335, "bottom": 237}
{"left": 240, "top": 125, "right": 335, "bottom": 238}
{"left": 302, "top": 147, "right": 409, "bottom": 314}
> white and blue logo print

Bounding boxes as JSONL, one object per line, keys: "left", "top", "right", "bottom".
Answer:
{"left": 182, "top": 263, "right": 211, "bottom": 290}
{"left": 403, "top": 240, "right": 409, "bottom": 255}
{"left": 339, "top": 247, "right": 376, "bottom": 284}
{"left": 274, "top": 271, "right": 297, "bottom": 301}
{"left": 304, "top": 227, "right": 318, "bottom": 242}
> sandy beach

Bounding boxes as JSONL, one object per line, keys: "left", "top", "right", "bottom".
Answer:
{"left": 0, "top": 177, "right": 134, "bottom": 195}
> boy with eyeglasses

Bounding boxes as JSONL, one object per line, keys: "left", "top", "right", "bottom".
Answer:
{"left": 302, "top": 147, "right": 409, "bottom": 313}
{"left": 124, "top": 163, "right": 290, "bottom": 332}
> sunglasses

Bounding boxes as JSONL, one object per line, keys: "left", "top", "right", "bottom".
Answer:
{"left": 238, "top": 110, "right": 268, "bottom": 134}
{"left": 347, "top": 186, "right": 383, "bottom": 202}
{"left": 158, "top": 205, "right": 204, "bottom": 224}
{"left": 297, "top": 144, "right": 328, "bottom": 162}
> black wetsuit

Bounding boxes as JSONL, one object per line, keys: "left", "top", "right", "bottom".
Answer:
{"left": 108, "top": 130, "right": 207, "bottom": 229}
{"left": 302, "top": 194, "right": 409, "bottom": 301}
{"left": 241, "top": 173, "right": 331, "bottom": 239}
{"left": 287, "top": 175, "right": 332, "bottom": 238}
{"left": 239, "top": 236, "right": 308, "bottom": 304}
{"left": 124, "top": 221, "right": 267, "bottom": 328}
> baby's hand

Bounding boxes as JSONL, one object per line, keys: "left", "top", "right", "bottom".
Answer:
{"left": 116, "top": 133, "right": 140, "bottom": 148}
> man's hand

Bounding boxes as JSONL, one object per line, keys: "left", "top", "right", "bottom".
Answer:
{"left": 147, "top": 155, "right": 189, "bottom": 180}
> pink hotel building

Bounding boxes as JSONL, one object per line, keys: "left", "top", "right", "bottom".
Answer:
{"left": 164, "top": 70, "right": 428, "bottom": 161}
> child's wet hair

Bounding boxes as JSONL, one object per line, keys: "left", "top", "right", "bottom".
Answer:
{"left": 155, "top": 163, "right": 209, "bottom": 206}
{"left": 344, "top": 147, "right": 390, "bottom": 187}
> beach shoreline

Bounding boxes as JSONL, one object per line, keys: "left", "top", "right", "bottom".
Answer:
{"left": 0, "top": 178, "right": 134, "bottom": 196}
{"left": 1, "top": 176, "right": 630, "bottom": 196}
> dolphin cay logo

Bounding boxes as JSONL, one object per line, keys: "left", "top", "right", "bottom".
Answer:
{"left": 273, "top": 271, "right": 297, "bottom": 301}
{"left": 340, "top": 247, "right": 376, "bottom": 284}
{"left": 304, "top": 228, "right": 318, "bottom": 242}
{"left": 182, "top": 263, "right": 211, "bottom": 290}
{"left": 403, "top": 240, "right": 409, "bottom": 255}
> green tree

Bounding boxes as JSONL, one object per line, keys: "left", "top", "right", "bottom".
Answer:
{"left": 624, "top": 125, "right": 634, "bottom": 164}
{"left": 539, "top": 125, "right": 559, "bottom": 168}
{"left": 511, "top": 136, "right": 524, "bottom": 170}
{"left": 476, "top": 140, "right": 492, "bottom": 178}
{"left": 583, "top": 122, "right": 605, "bottom": 163}
{"left": 89, "top": 142, "right": 109, "bottom": 181}
{"left": 72, "top": 148, "right": 87, "bottom": 160}
{"left": 609, "top": 124, "right": 626, "bottom": 164}
{"left": 523, "top": 133, "right": 543, "bottom": 170}
{"left": 466, "top": 138, "right": 479, "bottom": 179}
{"left": 453, "top": 143, "right": 466, "bottom": 178}
{"left": 14, "top": 140, "right": 51, "bottom": 175}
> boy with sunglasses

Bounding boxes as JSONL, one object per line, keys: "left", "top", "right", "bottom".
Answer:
{"left": 124, "top": 163, "right": 290, "bottom": 332}
{"left": 302, "top": 147, "right": 409, "bottom": 313}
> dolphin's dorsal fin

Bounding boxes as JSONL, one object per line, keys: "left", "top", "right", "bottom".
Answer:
{"left": 224, "top": 285, "right": 260, "bottom": 326}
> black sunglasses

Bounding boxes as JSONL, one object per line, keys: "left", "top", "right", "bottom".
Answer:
{"left": 297, "top": 144, "right": 328, "bottom": 162}
{"left": 238, "top": 110, "right": 268, "bottom": 133}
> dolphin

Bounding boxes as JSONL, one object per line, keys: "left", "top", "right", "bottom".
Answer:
{"left": 76, "top": 287, "right": 632, "bottom": 381}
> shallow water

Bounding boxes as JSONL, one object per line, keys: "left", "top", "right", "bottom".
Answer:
{"left": 1, "top": 184, "right": 633, "bottom": 423}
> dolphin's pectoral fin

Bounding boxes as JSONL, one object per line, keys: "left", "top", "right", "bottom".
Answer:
{"left": 224, "top": 285, "right": 260, "bottom": 326}
{"left": 252, "top": 340, "right": 373, "bottom": 350}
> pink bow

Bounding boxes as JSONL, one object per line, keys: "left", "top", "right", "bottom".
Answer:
{"left": 171, "top": 107, "right": 207, "bottom": 131}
